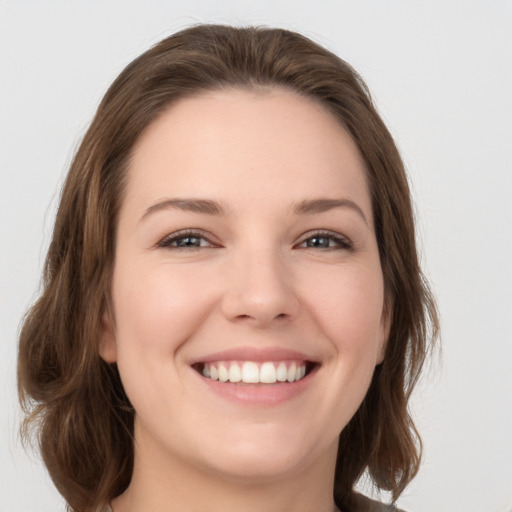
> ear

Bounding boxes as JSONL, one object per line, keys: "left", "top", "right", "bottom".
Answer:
{"left": 99, "top": 309, "right": 118, "bottom": 363}
{"left": 376, "top": 304, "right": 392, "bottom": 365}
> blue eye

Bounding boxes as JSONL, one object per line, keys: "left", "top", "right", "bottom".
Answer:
{"left": 157, "top": 230, "right": 215, "bottom": 249}
{"left": 157, "top": 230, "right": 352, "bottom": 251}
{"left": 299, "top": 231, "right": 352, "bottom": 250}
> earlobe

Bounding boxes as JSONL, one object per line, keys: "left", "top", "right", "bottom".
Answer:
{"left": 99, "top": 309, "right": 118, "bottom": 363}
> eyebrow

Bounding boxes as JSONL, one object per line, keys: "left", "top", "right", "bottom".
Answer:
{"left": 292, "top": 198, "right": 368, "bottom": 224}
{"left": 141, "top": 198, "right": 228, "bottom": 221}
{"left": 140, "top": 197, "right": 368, "bottom": 224}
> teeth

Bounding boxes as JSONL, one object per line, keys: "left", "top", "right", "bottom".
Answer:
{"left": 228, "top": 363, "right": 241, "bottom": 383}
{"left": 276, "top": 362, "right": 287, "bottom": 382}
{"left": 241, "top": 362, "right": 259, "bottom": 383}
{"left": 218, "top": 363, "right": 229, "bottom": 382}
{"left": 287, "top": 362, "right": 296, "bottom": 382}
{"left": 201, "top": 360, "right": 308, "bottom": 384}
{"left": 260, "top": 362, "right": 277, "bottom": 383}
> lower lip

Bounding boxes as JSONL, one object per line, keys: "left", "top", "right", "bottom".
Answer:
{"left": 196, "top": 368, "right": 316, "bottom": 406}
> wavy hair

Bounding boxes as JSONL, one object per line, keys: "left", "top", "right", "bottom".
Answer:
{"left": 18, "top": 24, "right": 439, "bottom": 511}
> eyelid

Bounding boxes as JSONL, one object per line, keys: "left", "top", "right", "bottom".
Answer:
{"left": 156, "top": 229, "right": 220, "bottom": 249}
{"left": 295, "top": 230, "right": 354, "bottom": 250}
{"left": 155, "top": 228, "right": 353, "bottom": 251}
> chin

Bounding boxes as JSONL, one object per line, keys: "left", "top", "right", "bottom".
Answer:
{"left": 194, "top": 426, "right": 334, "bottom": 483}
{"left": 203, "top": 451, "right": 307, "bottom": 483}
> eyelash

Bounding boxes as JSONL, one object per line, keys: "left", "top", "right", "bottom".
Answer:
{"left": 156, "top": 229, "right": 353, "bottom": 251}
{"left": 157, "top": 230, "right": 217, "bottom": 250}
{"left": 297, "top": 230, "right": 353, "bottom": 251}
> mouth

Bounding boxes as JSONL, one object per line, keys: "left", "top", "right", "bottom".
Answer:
{"left": 192, "top": 360, "right": 317, "bottom": 385}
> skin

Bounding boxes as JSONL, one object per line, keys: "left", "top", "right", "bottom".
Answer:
{"left": 101, "top": 88, "right": 389, "bottom": 512}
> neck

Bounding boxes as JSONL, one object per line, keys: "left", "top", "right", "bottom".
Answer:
{"left": 111, "top": 426, "right": 341, "bottom": 512}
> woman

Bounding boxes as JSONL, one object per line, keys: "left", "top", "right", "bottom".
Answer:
{"left": 18, "top": 24, "right": 438, "bottom": 512}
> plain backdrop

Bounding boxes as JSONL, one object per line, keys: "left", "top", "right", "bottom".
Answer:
{"left": 1, "top": 1, "right": 511, "bottom": 511}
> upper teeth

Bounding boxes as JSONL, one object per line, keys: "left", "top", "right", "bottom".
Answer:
{"left": 202, "top": 361, "right": 307, "bottom": 384}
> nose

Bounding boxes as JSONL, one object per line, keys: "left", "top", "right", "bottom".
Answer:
{"left": 220, "top": 247, "right": 300, "bottom": 328}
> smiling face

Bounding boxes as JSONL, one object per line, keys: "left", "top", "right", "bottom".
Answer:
{"left": 100, "top": 88, "right": 388, "bottom": 485}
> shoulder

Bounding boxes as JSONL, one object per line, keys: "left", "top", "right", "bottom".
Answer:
{"left": 351, "top": 492, "right": 407, "bottom": 512}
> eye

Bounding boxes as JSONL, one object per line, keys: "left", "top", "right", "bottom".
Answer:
{"left": 157, "top": 230, "right": 218, "bottom": 250}
{"left": 297, "top": 231, "right": 353, "bottom": 251}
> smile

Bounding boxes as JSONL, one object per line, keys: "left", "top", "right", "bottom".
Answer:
{"left": 191, "top": 352, "right": 318, "bottom": 405}
{"left": 200, "top": 360, "right": 309, "bottom": 384}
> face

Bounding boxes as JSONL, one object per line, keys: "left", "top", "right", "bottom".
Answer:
{"left": 101, "top": 88, "right": 388, "bottom": 483}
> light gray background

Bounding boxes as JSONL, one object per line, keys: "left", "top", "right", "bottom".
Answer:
{"left": 1, "top": 1, "right": 511, "bottom": 511}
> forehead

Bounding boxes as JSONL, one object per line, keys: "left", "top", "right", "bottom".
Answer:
{"left": 123, "top": 88, "right": 372, "bottom": 221}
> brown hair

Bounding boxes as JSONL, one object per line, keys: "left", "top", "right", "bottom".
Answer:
{"left": 18, "top": 24, "right": 438, "bottom": 511}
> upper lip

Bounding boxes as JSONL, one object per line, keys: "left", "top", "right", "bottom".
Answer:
{"left": 189, "top": 347, "right": 320, "bottom": 365}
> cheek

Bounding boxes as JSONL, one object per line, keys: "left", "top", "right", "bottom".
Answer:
{"left": 302, "top": 262, "right": 385, "bottom": 353}
{"left": 111, "top": 262, "right": 218, "bottom": 357}
{"left": 113, "top": 265, "right": 191, "bottom": 351}
{"left": 110, "top": 262, "right": 221, "bottom": 415}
